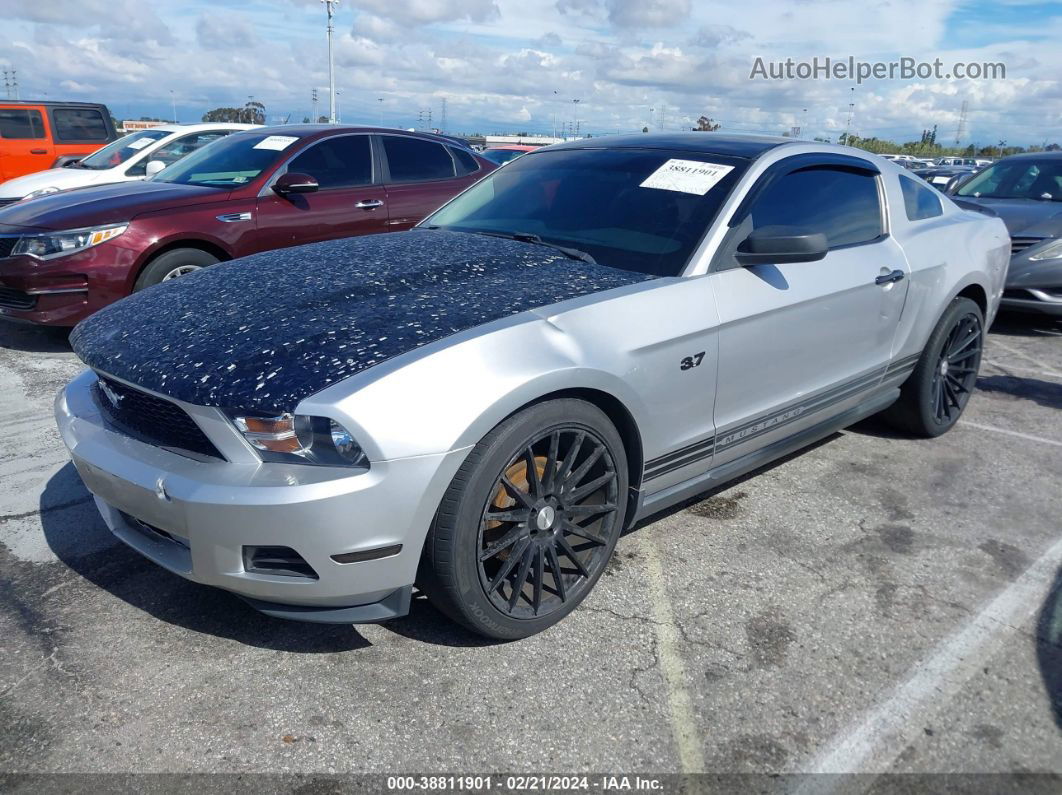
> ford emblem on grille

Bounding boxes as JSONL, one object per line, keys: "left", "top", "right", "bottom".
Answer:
{"left": 98, "top": 380, "right": 124, "bottom": 409}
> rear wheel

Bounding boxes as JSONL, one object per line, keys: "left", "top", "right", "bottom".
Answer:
{"left": 134, "top": 248, "right": 219, "bottom": 291}
{"left": 883, "top": 296, "right": 984, "bottom": 437}
{"left": 418, "top": 399, "right": 628, "bottom": 640}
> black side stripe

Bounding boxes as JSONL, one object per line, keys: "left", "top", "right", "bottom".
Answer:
{"left": 642, "top": 365, "right": 895, "bottom": 484}
{"left": 644, "top": 436, "right": 716, "bottom": 472}
{"left": 643, "top": 440, "right": 716, "bottom": 482}
{"left": 884, "top": 352, "right": 921, "bottom": 376}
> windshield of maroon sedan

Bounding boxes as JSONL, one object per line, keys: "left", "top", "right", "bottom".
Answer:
{"left": 425, "top": 148, "right": 747, "bottom": 276}
{"left": 151, "top": 132, "right": 302, "bottom": 188}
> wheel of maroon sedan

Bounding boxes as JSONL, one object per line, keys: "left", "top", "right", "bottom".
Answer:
{"left": 883, "top": 296, "right": 984, "bottom": 437}
{"left": 418, "top": 399, "right": 628, "bottom": 640}
{"left": 134, "top": 248, "right": 219, "bottom": 291}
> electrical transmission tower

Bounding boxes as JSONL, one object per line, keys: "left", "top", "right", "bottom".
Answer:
{"left": 954, "top": 100, "right": 968, "bottom": 146}
{"left": 2, "top": 69, "right": 18, "bottom": 100}
{"left": 311, "top": 88, "right": 319, "bottom": 122}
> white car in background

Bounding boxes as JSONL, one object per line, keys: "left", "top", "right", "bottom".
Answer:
{"left": 0, "top": 123, "right": 258, "bottom": 204}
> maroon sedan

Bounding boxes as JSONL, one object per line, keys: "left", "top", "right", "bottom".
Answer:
{"left": 0, "top": 126, "right": 494, "bottom": 326}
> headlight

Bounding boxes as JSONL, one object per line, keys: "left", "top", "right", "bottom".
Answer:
{"left": 230, "top": 412, "right": 369, "bottom": 468}
{"left": 12, "top": 223, "right": 128, "bottom": 260}
{"left": 1029, "top": 239, "right": 1062, "bottom": 261}
{"left": 22, "top": 186, "right": 61, "bottom": 200}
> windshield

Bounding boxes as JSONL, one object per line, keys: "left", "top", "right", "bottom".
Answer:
{"left": 78, "top": 130, "right": 170, "bottom": 170}
{"left": 424, "top": 148, "right": 746, "bottom": 276}
{"left": 956, "top": 158, "right": 1062, "bottom": 201}
{"left": 481, "top": 148, "right": 528, "bottom": 165}
{"left": 151, "top": 132, "right": 301, "bottom": 188}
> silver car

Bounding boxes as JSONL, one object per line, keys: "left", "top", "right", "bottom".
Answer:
{"left": 55, "top": 134, "right": 1010, "bottom": 639}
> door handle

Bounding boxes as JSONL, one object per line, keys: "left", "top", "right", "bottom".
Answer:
{"left": 875, "top": 269, "right": 905, "bottom": 285}
{"left": 30, "top": 149, "right": 47, "bottom": 155}
{"left": 355, "top": 199, "right": 384, "bottom": 209}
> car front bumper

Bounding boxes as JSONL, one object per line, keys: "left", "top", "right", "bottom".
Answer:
{"left": 55, "top": 369, "right": 470, "bottom": 622}
{"left": 0, "top": 242, "right": 140, "bottom": 326}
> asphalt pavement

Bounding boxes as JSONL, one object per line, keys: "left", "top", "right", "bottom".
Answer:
{"left": 0, "top": 313, "right": 1059, "bottom": 786}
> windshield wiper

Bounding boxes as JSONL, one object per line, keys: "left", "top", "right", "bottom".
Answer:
{"left": 470, "top": 230, "right": 597, "bottom": 265}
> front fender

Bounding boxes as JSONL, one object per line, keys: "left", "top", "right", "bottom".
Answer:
{"left": 297, "top": 312, "right": 651, "bottom": 462}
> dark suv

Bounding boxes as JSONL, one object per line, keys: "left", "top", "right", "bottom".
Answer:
{"left": 0, "top": 126, "right": 494, "bottom": 326}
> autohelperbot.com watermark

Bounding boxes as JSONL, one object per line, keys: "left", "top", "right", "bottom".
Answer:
{"left": 750, "top": 56, "right": 1006, "bottom": 83}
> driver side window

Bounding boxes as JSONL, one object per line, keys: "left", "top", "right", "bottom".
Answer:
{"left": 748, "top": 166, "right": 883, "bottom": 249}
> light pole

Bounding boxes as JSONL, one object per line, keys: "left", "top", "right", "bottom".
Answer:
{"left": 843, "top": 87, "right": 854, "bottom": 145}
{"left": 802, "top": 107, "right": 807, "bottom": 138}
{"left": 170, "top": 90, "right": 177, "bottom": 123}
{"left": 378, "top": 97, "right": 383, "bottom": 127}
{"left": 571, "top": 99, "right": 580, "bottom": 139}
{"left": 322, "top": 0, "right": 339, "bottom": 123}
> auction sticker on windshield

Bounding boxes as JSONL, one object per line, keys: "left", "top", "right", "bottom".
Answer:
{"left": 127, "top": 138, "right": 154, "bottom": 150}
{"left": 253, "top": 135, "right": 300, "bottom": 151}
{"left": 640, "top": 159, "right": 734, "bottom": 195}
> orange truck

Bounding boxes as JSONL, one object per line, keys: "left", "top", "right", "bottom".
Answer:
{"left": 0, "top": 100, "right": 119, "bottom": 184}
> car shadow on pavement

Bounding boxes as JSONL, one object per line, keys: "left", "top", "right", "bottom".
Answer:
{"left": 989, "top": 313, "right": 1062, "bottom": 338}
{"left": 40, "top": 463, "right": 374, "bottom": 653}
{"left": 976, "top": 374, "right": 1062, "bottom": 411}
{"left": 1036, "top": 566, "right": 1062, "bottom": 729}
{"left": 626, "top": 433, "right": 842, "bottom": 531}
{"left": 0, "top": 321, "right": 73, "bottom": 353}
{"left": 40, "top": 463, "right": 500, "bottom": 650}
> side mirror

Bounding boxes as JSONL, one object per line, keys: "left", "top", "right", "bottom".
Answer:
{"left": 144, "top": 160, "right": 167, "bottom": 178}
{"left": 735, "top": 226, "right": 829, "bottom": 266}
{"left": 273, "top": 172, "right": 319, "bottom": 196}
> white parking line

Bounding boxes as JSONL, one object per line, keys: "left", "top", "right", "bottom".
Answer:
{"left": 800, "top": 534, "right": 1062, "bottom": 781}
{"left": 640, "top": 534, "right": 706, "bottom": 774}
{"left": 988, "top": 339, "right": 1062, "bottom": 379}
{"left": 958, "top": 419, "right": 1062, "bottom": 448}
{"left": 982, "top": 359, "right": 1062, "bottom": 382}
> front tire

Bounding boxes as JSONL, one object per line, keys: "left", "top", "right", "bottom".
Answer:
{"left": 418, "top": 399, "right": 628, "bottom": 640}
{"left": 134, "top": 248, "right": 219, "bottom": 291}
{"left": 883, "top": 296, "right": 984, "bottom": 437}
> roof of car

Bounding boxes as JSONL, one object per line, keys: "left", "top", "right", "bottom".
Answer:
{"left": 0, "top": 100, "right": 110, "bottom": 108}
{"left": 239, "top": 124, "right": 475, "bottom": 149}
{"left": 133, "top": 123, "right": 260, "bottom": 134}
{"left": 545, "top": 132, "right": 795, "bottom": 159}
{"left": 994, "top": 150, "right": 1062, "bottom": 161}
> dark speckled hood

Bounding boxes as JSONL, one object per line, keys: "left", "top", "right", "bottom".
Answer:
{"left": 70, "top": 230, "right": 654, "bottom": 412}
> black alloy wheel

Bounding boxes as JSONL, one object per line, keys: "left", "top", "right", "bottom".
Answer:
{"left": 930, "top": 310, "right": 982, "bottom": 425}
{"left": 477, "top": 428, "right": 620, "bottom": 619}
{"left": 418, "top": 398, "right": 628, "bottom": 640}
{"left": 882, "top": 296, "right": 985, "bottom": 437}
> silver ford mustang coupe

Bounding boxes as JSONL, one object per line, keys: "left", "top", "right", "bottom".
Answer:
{"left": 56, "top": 134, "right": 1009, "bottom": 639}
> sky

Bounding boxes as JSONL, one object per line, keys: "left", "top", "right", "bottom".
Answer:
{"left": 1, "top": 0, "right": 1060, "bottom": 146}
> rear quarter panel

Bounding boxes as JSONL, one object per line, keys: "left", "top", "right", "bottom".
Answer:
{"left": 884, "top": 168, "right": 1009, "bottom": 357}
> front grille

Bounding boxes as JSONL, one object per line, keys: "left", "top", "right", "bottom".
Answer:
{"left": 0, "top": 237, "right": 19, "bottom": 259}
{"left": 0, "top": 286, "right": 36, "bottom": 310}
{"left": 1011, "top": 237, "right": 1043, "bottom": 257}
{"left": 92, "top": 376, "right": 223, "bottom": 461}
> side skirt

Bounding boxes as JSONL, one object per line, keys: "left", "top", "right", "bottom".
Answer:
{"left": 630, "top": 387, "right": 900, "bottom": 525}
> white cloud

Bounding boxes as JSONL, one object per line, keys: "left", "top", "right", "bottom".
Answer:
{"left": 356, "top": 0, "right": 500, "bottom": 25}
{"left": 0, "top": 0, "right": 1057, "bottom": 145}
